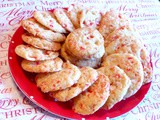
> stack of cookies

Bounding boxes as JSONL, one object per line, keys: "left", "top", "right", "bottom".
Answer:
{"left": 61, "top": 27, "right": 105, "bottom": 68}
{"left": 14, "top": 4, "right": 153, "bottom": 116}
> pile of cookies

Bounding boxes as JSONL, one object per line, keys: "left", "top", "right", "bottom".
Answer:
{"left": 15, "top": 5, "right": 152, "bottom": 115}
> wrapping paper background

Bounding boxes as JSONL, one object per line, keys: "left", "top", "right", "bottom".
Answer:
{"left": 0, "top": 0, "right": 160, "bottom": 119}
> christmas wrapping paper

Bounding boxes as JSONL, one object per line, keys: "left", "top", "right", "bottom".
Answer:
{"left": 0, "top": 0, "right": 160, "bottom": 119}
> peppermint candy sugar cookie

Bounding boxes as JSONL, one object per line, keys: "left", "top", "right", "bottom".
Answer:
{"left": 21, "top": 18, "right": 66, "bottom": 42}
{"left": 22, "top": 33, "right": 61, "bottom": 51}
{"left": 98, "top": 66, "right": 131, "bottom": 109}
{"left": 21, "top": 57, "right": 63, "bottom": 73}
{"left": 61, "top": 43, "right": 102, "bottom": 68}
{"left": 33, "top": 11, "right": 67, "bottom": 33}
{"left": 104, "top": 27, "right": 152, "bottom": 84}
{"left": 54, "top": 8, "right": 75, "bottom": 32}
{"left": 65, "top": 27, "right": 104, "bottom": 59}
{"left": 102, "top": 53, "right": 144, "bottom": 99}
{"left": 79, "top": 8, "right": 102, "bottom": 29}
{"left": 66, "top": 4, "right": 83, "bottom": 28}
{"left": 15, "top": 44, "right": 59, "bottom": 61}
{"left": 35, "top": 61, "right": 81, "bottom": 93}
{"left": 50, "top": 67, "right": 98, "bottom": 101}
{"left": 98, "top": 9, "right": 132, "bottom": 40}
{"left": 72, "top": 73, "right": 110, "bottom": 115}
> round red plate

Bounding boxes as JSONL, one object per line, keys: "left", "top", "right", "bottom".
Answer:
{"left": 8, "top": 26, "right": 151, "bottom": 119}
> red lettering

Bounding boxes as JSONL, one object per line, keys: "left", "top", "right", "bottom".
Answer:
{"left": 1, "top": 0, "right": 15, "bottom": 2}
{"left": 4, "top": 107, "right": 44, "bottom": 118}
{"left": 31, "top": 115, "right": 46, "bottom": 120}
{"left": 0, "top": 51, "right": 7, "bottom": 58}
{"left": 26, "top": 108, "right": 32, "bottom": 115}
{"left": 33, "top": 107, "right": 39, "bottom": 114}
{"left": 117, "top": 4, "right": 138, "bottom": 13}
{"left": 8, "top": 16, "right": 25, "bottom": 26}
{"left": 0, "top": 59, "right": 8, "bottom": 66}
{"left": 0, "top": 98, "right": 19, "bottom": 110}
{"left": 14, "top": 109, "right": 21, "bottom": 117}
{"left": 5, "top": 110, "right": 13, "bottom": 118}
{"left": 0, "top": 41, "right": 10, "bottom": 49}
{"left": 40, "top": 1, "right": 62, "bottom": 6}
{"left": 0, "top": 27, "right": 18, "bottom": 32}
{"left": 0, "top": 88, "right": 12, "bottom": 94}
{"left": 2, "top": 8, "right": 20, "bottom": 17}
{"left": 0, "top": 71, "right": 11, "bottom": 79}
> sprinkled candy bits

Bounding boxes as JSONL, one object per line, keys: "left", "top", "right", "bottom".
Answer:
{"left": 15, "top": 5, "right": 152, "bottom": 115}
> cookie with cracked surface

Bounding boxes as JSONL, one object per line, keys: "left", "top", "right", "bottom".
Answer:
{"left": 65, "top": 27, "right": 104, "bottom": 59}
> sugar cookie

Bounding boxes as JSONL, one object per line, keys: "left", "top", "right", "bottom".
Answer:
{"left": 72, "top": 73, "right": 110, "bottom": 115}
{"left": 140, "top": 48, "right": 153, "bottom": 84}
{"left": 98, "top": 9, "right": 132, "bottom": 40}
{"left": 54, "top": 8, "right": 75, "bottom": 32}
{"left": 33, "top": 11, "right": 67, "bottom": 33}
{"left": 35, "top": 61, "right": 81, "bottom": 93}
{"left": 66, "top": 4, "right": 83, "bottom": 28}
{"left": 61, "top": 43, "right": 102, "bottom": 68}
{"left": 50, "top": 67, "right": 98, "bottom": 101}
{"left": 104, "top": 27, "right": 152, "bottom": 84}
{"left": 21, "top": 18, "right": 66, "bottom": 42}
{"left": 22, "top": 33, "right": 61, "bottom": 51}
{"left": 104, "top": 26, "right": 134, "bottom": 46}
{"left": 65, "top": 27, "right": 104, "bottom": 59}
{"left": 15, "top": 44, "right": 59, "bottom": 61}
{"left": 21, "top": 57, "right": 63, "bottom": 73}
{"left": 98, "top": 66, "right": 131, "bottom": 109}
{"left": 102, "top": 53, "right": 144, "bottom": 99}
{"left": 79, "top": 8, "right": 102, "bottom": 29}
